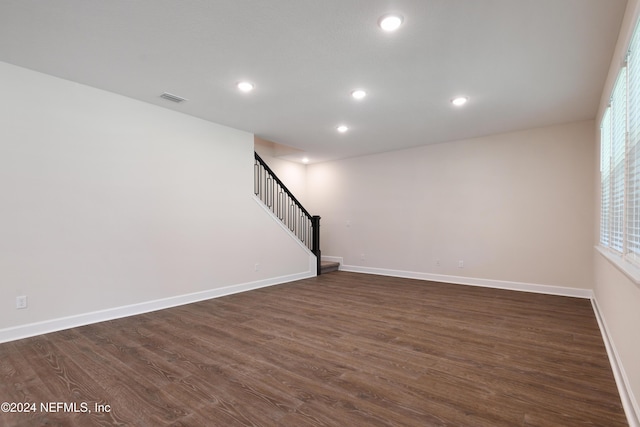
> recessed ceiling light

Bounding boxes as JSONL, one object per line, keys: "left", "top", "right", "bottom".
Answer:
{"left": 337, "top": 125, "right": 349, "bottom": 133}
{"left": 237, "top": 81, "right": 255, "bottom": 92}
{"left": 302, "top": 157, "right": 309, "bottom": 164}
{"left": 351, "top": 89, "right": 367, "bottom": 100}
{"left": 451, "top": 96, "right": 469, "bottom": 106}
{"left": 379, "top": 14, "right": 403, "bottom": 32}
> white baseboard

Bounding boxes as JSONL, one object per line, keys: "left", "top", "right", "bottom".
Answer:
{"left": 0, "top": 270, "right": 315, "bottom": 344}
{"left": 592, "top": 298, "right": 640, "bottom": 427}
{"left": 340, "top": 264, "right": 593, "bottom": 298}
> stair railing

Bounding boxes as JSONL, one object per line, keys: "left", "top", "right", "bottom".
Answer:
{"left": 254, "top": 152, "right": 321, "bottom": 275}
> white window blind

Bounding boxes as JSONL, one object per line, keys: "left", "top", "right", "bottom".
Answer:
{"left": 601, "top": 108, "right": 611, "bottom": 247}
{"left": 598, "top": 15, "right": 640, "bottom": 277}
{"left": 610, "top": 68, "right": 627, "bottom": 253}
{"left": 600, "top": 18, "right": 640, "bottom": 268}
{"left": 627, "top": 25, "right": 640, "bottom": 259}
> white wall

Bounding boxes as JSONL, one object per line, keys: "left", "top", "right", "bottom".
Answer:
{"left": 594, "top": 0, "right": 640, "bottom": 420}
{"left": 594, "top": 255, "right": 640, "bottom": 420}
{"left": 307, "top": 121, "right": 595, "bottom": 290}
{"left": 0, "top": 61, "right": 313, "bottom": 335}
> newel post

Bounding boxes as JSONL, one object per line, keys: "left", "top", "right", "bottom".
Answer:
{"left": 311, "top": 215, "right": 321, "bottom": 275}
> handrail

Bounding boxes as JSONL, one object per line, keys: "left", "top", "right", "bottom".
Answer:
{"left": 254, "top": 153, "right": 312, "bottom": 219}
{"left": 254, "top": 152, "right": 321, "bottom": 275}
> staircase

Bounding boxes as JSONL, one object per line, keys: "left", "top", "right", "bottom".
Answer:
{"left": 320, "top": 261, "right": 340, "bottom": 274}
{"left": 254, "top": 152, "right": 331, "bottom": 275}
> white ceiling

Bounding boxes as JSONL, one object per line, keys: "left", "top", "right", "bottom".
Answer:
{"left": 0, "top": 0, "right": 628, "bottom": 163}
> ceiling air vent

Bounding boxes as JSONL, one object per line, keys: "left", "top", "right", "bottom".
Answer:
{"left": 160, "top": 92, "right": 188, "bottom": 103}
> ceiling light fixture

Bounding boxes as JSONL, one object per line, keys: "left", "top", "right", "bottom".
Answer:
{"left": 351, "top": 89, "right": 367, "bottom": 100}
{"left": 302, "top": 157, "right": 309, "bottom": 164}
{"left": 237, "top": 81, "right": 255, "bottom": 92}
{"left": 378, "top": 14, "right": 403, "bottom": 32}
{"left": 337, "top": 125, "right": 349, "bottom": 133}
{"left": 451, "top": 96, "right": 469, "bottom": 106}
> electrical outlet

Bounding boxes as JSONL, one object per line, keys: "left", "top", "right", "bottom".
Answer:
{"left": 458, "top": 260, "right": 464, "bottom": 268}
{"left": 254, "top": 263, "right": 260, "bottom": 272}
{"left": 16, "top": 295, "right": 27, "bottom": 309}
{"left": 435, "top": 259, "right": 441, "bottom": 267}
{"left": 360, "top": 253, "right": 365, "bottom": 261}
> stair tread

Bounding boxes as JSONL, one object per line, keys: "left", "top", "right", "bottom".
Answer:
{"left": 320, "top": 261, "right": 340, "bottom": 274}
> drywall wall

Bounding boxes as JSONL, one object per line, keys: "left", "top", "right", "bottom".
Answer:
{"left": 594, "top": 254, "right": 640, "bottom": 422}
{"left": 594, "top": 0, "right": 640, "bottom": 421}
{"left": 0, "top": 61, "right": 313, "bottom": 333}
{"left": 306, "top": 120, "right": 595, "bottom": 289}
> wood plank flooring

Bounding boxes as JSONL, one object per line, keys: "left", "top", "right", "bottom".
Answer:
{"left": 0, "top": 272, "right": 627, "bottom": 426}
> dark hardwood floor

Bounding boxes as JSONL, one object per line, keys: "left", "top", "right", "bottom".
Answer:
{"left": 0, "top": 272, "right": 627, "bottom": 426}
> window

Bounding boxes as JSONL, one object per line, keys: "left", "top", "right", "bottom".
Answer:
{"left": 601, "top": 108, "right": 611, "bottom": 247}
{"left": 601, "top": 67, "right": 627, "bottom": 255}
{"left": 628, "top": 23, "right": 640, "bottom": 260}
{"left": 610, "top": 68, "right": 626, "bottom": 253}
{"left": 600, "top": 20, "right": 640, "bottom": 268}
